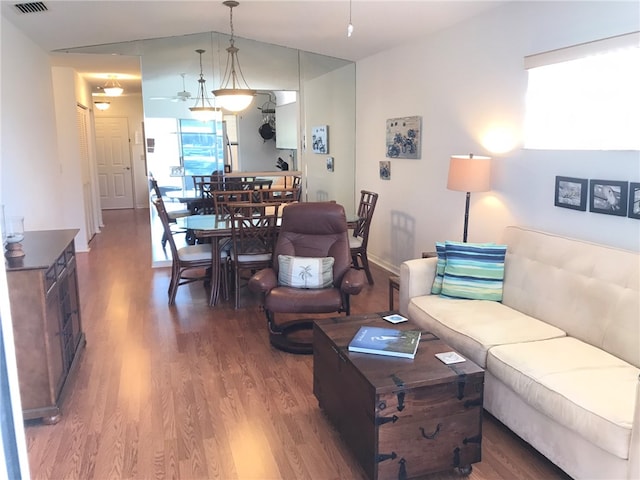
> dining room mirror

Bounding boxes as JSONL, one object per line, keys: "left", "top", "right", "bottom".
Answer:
{"left": 62, "top": 31, "right": 355, "bottom": 265}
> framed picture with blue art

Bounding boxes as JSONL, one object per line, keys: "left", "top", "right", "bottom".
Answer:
{"left": 379, "top": 161, "right": 390, "bottom": 180}
{"left": 554, "top": 176, "right": 587, "bottom": 211}
{"left": 628, "top": 182, "right": 640, "bottom": 219}
{"left": 589, "top": 179, "right": 628, "bottom": 216}
{"left": 385, "top": 116, "right": 421, "bottom": 159}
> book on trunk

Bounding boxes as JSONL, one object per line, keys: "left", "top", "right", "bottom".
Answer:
{"left": 348, "top": 326, "right": 421, "bottom": 359}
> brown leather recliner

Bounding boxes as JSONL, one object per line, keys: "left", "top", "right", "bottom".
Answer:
{"left": 248, "top": 202, "right": 366, "bottom": 354}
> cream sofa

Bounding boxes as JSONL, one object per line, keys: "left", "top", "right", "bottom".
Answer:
{"left": 399, "top": 226, "right": 640, "bottom": 480}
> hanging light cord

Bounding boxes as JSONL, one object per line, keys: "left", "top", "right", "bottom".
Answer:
{"left": 219, "top": 0, "right": 251, "bottom": 90}
{"left": 196, "top": 50, "right": 208, "bottom": 107}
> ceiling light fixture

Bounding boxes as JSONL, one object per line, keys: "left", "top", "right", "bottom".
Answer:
{"left": 103, "top": 75, "right": 123, "bottom": 96}
{"left": 189, "top": 49, "right": 222, "bottom": 122}
{"left": 94, "top": 101, "right": 111, "bottom": 111}
{"left": 347, "top": 0, "right": 354, "bottom": 37}
{"left": 212, "top": 1, "right": 256, "bottom": 113}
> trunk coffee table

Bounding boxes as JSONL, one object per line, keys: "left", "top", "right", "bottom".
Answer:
{"left": 313, "top": 312, "right": 484, "bottom": 480}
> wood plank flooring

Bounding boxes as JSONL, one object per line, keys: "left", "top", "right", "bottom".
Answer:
{"left": 24, "top": 208, "right": 572, "bottom": 480}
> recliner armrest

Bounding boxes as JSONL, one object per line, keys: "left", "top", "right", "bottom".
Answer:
{"left": 248, "top": 268, "right": 278, "bottom": 293}
{"left": 341, "top": 268, "right": 366, "bottom": 295}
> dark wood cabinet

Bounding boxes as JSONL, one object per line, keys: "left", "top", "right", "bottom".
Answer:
{"left": 6, "top": 229, "right": 86, "bottom": 424}
{"left": 313, "top": 313, "right": 484, "bottom": 480}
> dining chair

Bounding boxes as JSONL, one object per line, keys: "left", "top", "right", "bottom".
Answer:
{"left": 153, "top": 197, "right": 229, "bottom": 305}
{"left": 150, "top": 178, "right": 190, "bottom": 249}
{"left": 213, "top": 190, "right": 255, "bottom": 215}
{"left": 229, "top": 202, "right": 280, "bottom": 309}
{"left": 350, "top": 190, "right": 379, "bottom": 285}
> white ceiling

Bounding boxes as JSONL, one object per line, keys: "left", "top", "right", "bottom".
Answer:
{"left": 2, "top": 0, "right": 507, "bottom": 94}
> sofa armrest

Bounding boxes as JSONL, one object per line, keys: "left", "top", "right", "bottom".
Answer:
{"left": 630, "top": 374, "right": 640, "bottom": 480}
{"left": 399, "top": 257, "right": 437, "bottom": 317}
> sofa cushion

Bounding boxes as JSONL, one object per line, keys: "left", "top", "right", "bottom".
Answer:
{"left": 441, "top": 241, "right": 507, "bottom": 301}
{"left": 278, "top": 255, "right": 334, "bottom": 289}
{"left": 408, "top": 295, "right": 566, "bottom": 367}
{"left": 488, "top": 337, "right": 639, "bottom": 460}
{"left": 430, "top": 242, "right": 446, "bottom": 294}
{"left": 500, "top": 226, "right": 640, "bottom": 368}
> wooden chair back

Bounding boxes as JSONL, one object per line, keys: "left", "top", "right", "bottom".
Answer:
{"left": 229, "top": 202, "right": 281, "bottom": 308}
{"left": 353, "top": 190, "right": 378, "bottom": 245}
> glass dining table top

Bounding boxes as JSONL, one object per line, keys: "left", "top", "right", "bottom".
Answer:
{"left": 177, "top": 214, "right": 234, "bottom": 232}
{"left": 177, "top": 212, "right": 359, "bottom": 233}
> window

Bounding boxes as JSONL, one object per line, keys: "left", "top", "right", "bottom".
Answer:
{"left": 524, "top": 32, "right": 640, "bottom": 150}
{"left": 179, "top": 118, "right": 226, "bottom": 175}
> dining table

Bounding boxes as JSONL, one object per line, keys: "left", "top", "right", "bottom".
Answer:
{"left": 176, "top": 214, "right": 237, "bottom": 306}
{"left": 177, "top": 210, "right": 361, "bottom": 307}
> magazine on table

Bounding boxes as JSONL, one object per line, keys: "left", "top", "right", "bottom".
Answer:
{"left": 348, "top": 326, "right": 421, "bottom": 359}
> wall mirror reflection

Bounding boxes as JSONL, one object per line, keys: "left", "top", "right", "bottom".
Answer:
{"left": 63, "top": 30, "right": 355, "bottom": 265}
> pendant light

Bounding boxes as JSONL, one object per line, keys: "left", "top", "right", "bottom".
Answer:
{"left": 212, "top": 1, "right": 256, "bottom": 113}
{"left": 189, "top": 49, "right": 221, "bottom": 122}
{"left": 103, "top": 75, "right": 123, "bottom": 96}
{"left": 94, "top": 101, "right": 111, "bottom": 111}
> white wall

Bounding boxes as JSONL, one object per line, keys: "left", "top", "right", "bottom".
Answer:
{"left": 356, "top": 1, "right": 640, "bottom": 273}
{"left": 1, "top": 18, "right": 65, "bottom": 231}
{"left": 302, "top": 63, "right": 356, "bottom": 215}
{"left": 51, "top": 67, "right": 90, "bottom": 249}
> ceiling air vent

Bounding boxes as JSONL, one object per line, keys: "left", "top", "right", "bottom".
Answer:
{"left": 14, "top": 2, "right": 48, "bottom": 14}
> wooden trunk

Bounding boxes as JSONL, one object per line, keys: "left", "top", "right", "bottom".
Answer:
{"left": 313, "top": 313, "right": 484, "bottom": 480}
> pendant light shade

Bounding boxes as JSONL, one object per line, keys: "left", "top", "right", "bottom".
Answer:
{"left": 94, "top": 101, "right": 111, "bottom": 111}
{"left": 212, "top": 1, "right": 256, "bottom": 113}
{"left": 103, "top": 76, "right": 123, "bottom": 96}
{"left": 189, "top": 49, "right": 222, "bottom": 122}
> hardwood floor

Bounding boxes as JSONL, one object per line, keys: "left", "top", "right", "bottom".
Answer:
{"left": 24, "top": 208, "right": 572, "bottom": 480}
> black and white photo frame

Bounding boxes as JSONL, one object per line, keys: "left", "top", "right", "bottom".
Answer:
{"left": 311, "top": 125, "right": 328, "bottom": 154}
{"left": 628, "top": 182, "right": 640, "bottom": 219}
{"left": 589, "top": 179, "right": 628, "bottom": 217}
{"left": 555, "top": 176, "right": 587, "bottom": 211}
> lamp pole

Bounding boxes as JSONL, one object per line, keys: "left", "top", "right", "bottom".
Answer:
{"left": 463, "top": 191, "right": 471, "bottom": 243}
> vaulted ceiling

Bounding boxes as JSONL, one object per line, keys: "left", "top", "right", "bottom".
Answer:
{"left": 2, "top": 0, "right": 507, "bottom": 94}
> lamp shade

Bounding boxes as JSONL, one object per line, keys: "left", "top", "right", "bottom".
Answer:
{"left": 447, "top": 155, "right": 491, "bottom": 192}
{"left": 103, "top": 86, "right": 123, "bottom": 96}
{"left": 94, "top": 101, "right": 110, "bottom": 111}
{"left": 213, "top": 89, "right": 255, "bottom": 113}
{"left": 190, "top": 107, "right": 222, "bottom": 122}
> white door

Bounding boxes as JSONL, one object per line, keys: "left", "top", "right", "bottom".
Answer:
{"left": 95, "top": 117, "right": 134, "bottom": 209}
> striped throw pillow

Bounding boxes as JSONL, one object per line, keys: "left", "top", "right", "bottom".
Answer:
{"left": 441, "top": 241, "right": 507, "bottom": 301}
{"left": 430, "top": 242, "right": 446, "bottom": 294}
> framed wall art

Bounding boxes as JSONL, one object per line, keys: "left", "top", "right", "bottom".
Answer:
{"left": 554, "top": 176, "right": 587, "bottom": 211}
{"left": 589, "top": 179, "right": 628, "bottom": 216}
{"left": 386, "top": 116, "right": 421, "bottom": 159}
{"left": 379, "top": 161, "right": 390, "bottom": 180}
{"left": 326, "top": 156, "right": 334, "bottom": 172}
{"left": 628, "top": 182, "right": 640, "bottom": 219}
{"left": 311, "top": 125, "right": 328, "bottom": 154}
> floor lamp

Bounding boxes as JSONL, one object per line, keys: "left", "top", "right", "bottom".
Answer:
{"left": 447, "top": 154, "right": 491, "bottom": 242}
